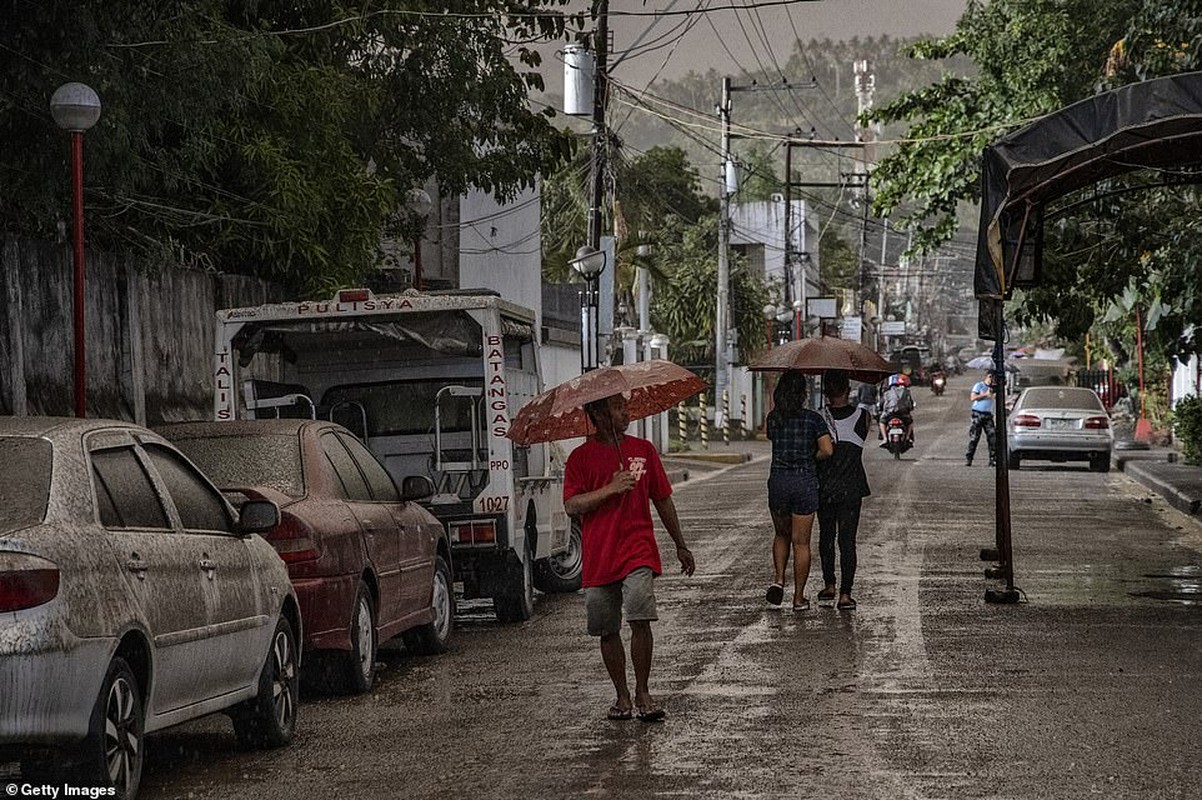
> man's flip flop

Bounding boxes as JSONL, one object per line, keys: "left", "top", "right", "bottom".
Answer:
{"left": 607, "top": 705, "right": 633, "bottom": 721}
{"left": 636, "top": 705, "right": 666, "bottom": 723}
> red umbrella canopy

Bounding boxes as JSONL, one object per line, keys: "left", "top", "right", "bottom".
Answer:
{"left": 507, "top": 360, "right": 707, "bottom": 445}
{"left": 749, "top": 336, "right": 892, "bottom": 382}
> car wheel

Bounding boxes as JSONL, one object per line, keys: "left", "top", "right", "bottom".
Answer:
{"left": 1090, "top": 453, "right": 1111, "bottom": 473}
{"left": 494, "top": 551, "right": 534, "bottom": 624}
{"left": 534, "top": 520, "right": 583, "bottom": 594}
{"left": 75, "top": 657, "right": 143, "bottom": 799}
{"left": 232, "top": 615, "right": 298, "bottom": 749}
{"left": 339, "top": 582, "right": 376, "bottom": 694}
{"left": 1008, "top": 452, "right": 1021, "bottom": 471}
{"left": 403, "top": 555, "right": 455, "bottom": 655}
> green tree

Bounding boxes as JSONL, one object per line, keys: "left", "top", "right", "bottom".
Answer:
{"left": 864, "top": 0, "right": 1202, "bottom": 367}
{"left": 0, "top": 0, "right": 576, "bottom": 295}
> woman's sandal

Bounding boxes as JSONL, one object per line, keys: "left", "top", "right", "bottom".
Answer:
{"left": 816, "top": 587, "right": 837, "bottom": 608}
{"left": 791, "top": 597, "right": 810, "bottom": 612}
{"left": 607, "top": 705, "right": 633, "bottom": 721}
{"left": 836, "top": 596, "right": 857, "bottom": 611}
{"left": 765, "top": 583, "right": 784, "bottom": 606}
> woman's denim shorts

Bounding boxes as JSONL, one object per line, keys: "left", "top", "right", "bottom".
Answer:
{"left": 767, "top": 471, "right": 820, "bottom": 516}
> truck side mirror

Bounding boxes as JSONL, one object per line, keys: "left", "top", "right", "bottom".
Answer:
{"left": 238, "top": 499, "right": 280, "bottom": 534}
{"left": 402, "top": 475, "right": 436, "bottom": 502}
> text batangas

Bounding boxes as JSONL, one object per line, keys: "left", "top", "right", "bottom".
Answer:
{"left": 486, "top": 334, "right": 508, "bottom": 438}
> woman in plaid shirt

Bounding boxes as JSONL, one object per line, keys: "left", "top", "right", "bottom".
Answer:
{"left": 765, "top": 370, "right": 834, "bottom": 611}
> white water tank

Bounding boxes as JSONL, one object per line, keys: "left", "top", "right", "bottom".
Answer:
{"left": 563, "top": 45, "right": 595, "bottom": 116}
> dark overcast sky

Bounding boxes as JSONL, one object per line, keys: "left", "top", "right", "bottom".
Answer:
{"left": 597, "top": 0, "right": 967, "bottom": 86}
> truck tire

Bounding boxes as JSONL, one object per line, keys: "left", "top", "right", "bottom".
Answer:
{"left": 534, "top": 520, "right": 583, "bottom": 594}
{"left": 494, "top": 552, "right": 534, "bottom": 623}
{"left": 403, "top": 555, "right": 455, "bottom": 654}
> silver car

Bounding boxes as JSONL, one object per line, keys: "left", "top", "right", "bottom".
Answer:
{"left": 0, "top": 418, "right": 300, "bottom": 798}
{"left": 1006, "top": 387, "right": 1114, "bottom": 472}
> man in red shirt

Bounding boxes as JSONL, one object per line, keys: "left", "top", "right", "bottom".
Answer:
{"left": 563, "top": 393, "right": 695, "bottom": 722}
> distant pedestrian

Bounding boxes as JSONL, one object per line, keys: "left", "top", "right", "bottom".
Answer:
{"left": 765, "top": 370, "right": 834, "bottom": 612}
{"left": 816, "top": 370, "right": 871, "bottom": 611}
{"left": 966, "top": 371, "right": 997, "bottom": 467}
{"left": 564, "top": 393, "right": 696, "bottom": 723}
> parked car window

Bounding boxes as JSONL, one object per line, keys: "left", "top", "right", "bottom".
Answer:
{"left": 172, "top": 434, "right": 304, "bottom": 498}
{"left": 1018, "top": 388, "right": 1105, "bottom": 411}
{"left": 320, "top": 432, "right": 372, "bottom": 501}
{"left": 144, "top": 444, "right": 233, "bottom": 533}
{"left": 90, "top": 447, "right": 170, "bottom": 530}
{"left": 337, "top": 433, "right": 400, "bottom": 502}
{"left": 0, "top": 437, "right": 52, "bottom": 530}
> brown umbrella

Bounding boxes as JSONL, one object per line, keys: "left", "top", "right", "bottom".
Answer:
{"left": 506, "top": 360, "right": 707, "bottom": 445}
{"left": 749, "top": 336, "right": 893, "bottom": 382}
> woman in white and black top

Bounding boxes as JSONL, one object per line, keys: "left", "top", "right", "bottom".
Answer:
{"left": 815, "top": 370, "right": 872, "bottom": 611}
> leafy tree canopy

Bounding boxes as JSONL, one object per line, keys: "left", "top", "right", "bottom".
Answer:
{"left": 1, "top": 1, "right": 578, "bottom": 295}
{"left": 865, "top": 0, "right": 1202, "bottom": 361}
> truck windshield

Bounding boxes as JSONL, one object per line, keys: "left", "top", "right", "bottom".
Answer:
{"left": 0, "top": 437, "right": 52, "bottom": 531}
{"left": 323, "top": 380, "right": 484, "bottom": 437}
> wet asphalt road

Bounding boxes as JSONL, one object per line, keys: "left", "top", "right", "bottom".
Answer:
{"left": 138, "top": 375, "right": 1202, "bottom": 799}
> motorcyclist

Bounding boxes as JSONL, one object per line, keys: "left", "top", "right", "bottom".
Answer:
{"left": 877, "top": 373, "right": 915, "bottom": 447}
{"left": 929, "top": 366, "right": 947, "bottom": 395}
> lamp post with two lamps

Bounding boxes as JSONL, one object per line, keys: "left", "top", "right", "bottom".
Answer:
{"left": 50, "top": 82, "right": 102, "bottom": 419}
{"left": 571, "top": 245, "right": 606, "bottom": 372}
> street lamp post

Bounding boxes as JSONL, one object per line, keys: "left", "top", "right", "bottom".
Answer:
{"left": 762, "top": 304, "right": 776, "bottom": 350}
{"left": 792, "top": 299, "right": 804, "bottom": 340}
{"left": 571, "top": 245, "right": 606, "bottom": 372}
{"left": 50, "top": 82, "right": 101, "bottom": 419}
{"left": 406, "top": 188, "right": 433, "bottom": 290}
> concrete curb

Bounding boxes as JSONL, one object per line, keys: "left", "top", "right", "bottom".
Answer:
{"left": 666, "top": 468, "right": 690, "bottom": 485}
{"left": 1122, "top": 461, "right": 1202, "bottom": 516}
{"left": 664, "top": 452, "right": 752, "bottom": 465}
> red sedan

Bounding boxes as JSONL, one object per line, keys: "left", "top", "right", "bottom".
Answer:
{"left": 159, "top": 420, "right": 453, "bottom": 694}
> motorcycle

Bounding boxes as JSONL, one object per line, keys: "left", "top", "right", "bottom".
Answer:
{"left": 930, "top": 371, "right": 947, "bottom": 396}
{"left": 884, "top": 415, "right": 911, "bottom": 459}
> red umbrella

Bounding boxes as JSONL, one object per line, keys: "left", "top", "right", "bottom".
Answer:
{"left": 749, "top": 336, "right": 893, "bottom": 382}
{"left": 507, "top": 360, "right": 707, "bottom": 445}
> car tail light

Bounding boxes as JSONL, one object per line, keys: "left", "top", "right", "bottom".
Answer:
{"left": 449, "top": 520, "right": 497, "bottom": 546}
{"left": 1012, "top": 414, "right": 1042, "bottom": 427}
{"left": 1084, "top": 416, "right": 1110, "bottom": 429}
{"left": 265, "top": 512, "right": 321, "bottom": 563}
{"left": 0, "top": 553, "right": 60, "bottom": 612}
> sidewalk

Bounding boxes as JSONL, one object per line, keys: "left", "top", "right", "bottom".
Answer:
{"left": 661, "top": 437, "right": 770, "bottom": 484}
{"left": 1115, "top": 445, "right": 1202, "bottom": 517}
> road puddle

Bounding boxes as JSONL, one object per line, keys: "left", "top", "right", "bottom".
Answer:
{"left": 1131, "top": 565, "right": 1202, "bottom": 604}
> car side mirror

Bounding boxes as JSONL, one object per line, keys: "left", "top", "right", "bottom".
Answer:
{"left": 238, "top": 499, "right": 280, "bottom": 534}
{"left": 402, "top": 475, "right": 435, "bottom": 502}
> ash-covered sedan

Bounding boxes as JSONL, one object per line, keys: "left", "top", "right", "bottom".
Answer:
{"left": 158, "top": 420, "right": 454, "bottom": 695}
{"left": 0, "top": 417, "right": 299, "bottom": 798}
{"left": 1007, "top": 387, "right": 1113, "bottom": 472}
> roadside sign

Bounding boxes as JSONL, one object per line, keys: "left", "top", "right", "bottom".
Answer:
{"left": 880, "top": 320, "right": 907, "bottom": 336}
{"left": 807, "top": 296, "right": 838, "bottom": 319}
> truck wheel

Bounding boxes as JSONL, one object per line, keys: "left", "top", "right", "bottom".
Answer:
{"left": 403, "top": 555, "right": 455, "bottom": 654}
{"left": 1089, "top": 453, "right": 1111, "bottom": 473}
{"left": 76, "top": 656, "right": 143, "bottom": 799}
{"left": 1008, "top": 452, "right": 1021, "bottom": 471}
{"left": 534, "top": 521, "right": 583, "bottom": 594}
{"left": 232, "top": 615, "right": 298, "bottom": 749}
{"left": 494, "top": 552, "right": 534, "bottom": 624}
{"left": 339, "top": 582, "right": 376, "bottom": 694}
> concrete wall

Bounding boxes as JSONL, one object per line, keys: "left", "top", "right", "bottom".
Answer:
{"left": 1, "top": 239, "right": 279, "bottom": 424}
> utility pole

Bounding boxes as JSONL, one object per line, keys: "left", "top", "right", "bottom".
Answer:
{"left": 853, "top": 60, "right": 876, "bottom": 317}
{"left": 716, "top": 76, "right": 732, "bottom": 421}
{"left": 587, "top": 0, "right": 609, "bottom": 254}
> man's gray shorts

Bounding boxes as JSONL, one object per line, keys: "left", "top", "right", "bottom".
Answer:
{"left": 584, "top": 566, "right": 658, "bottom": 636}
